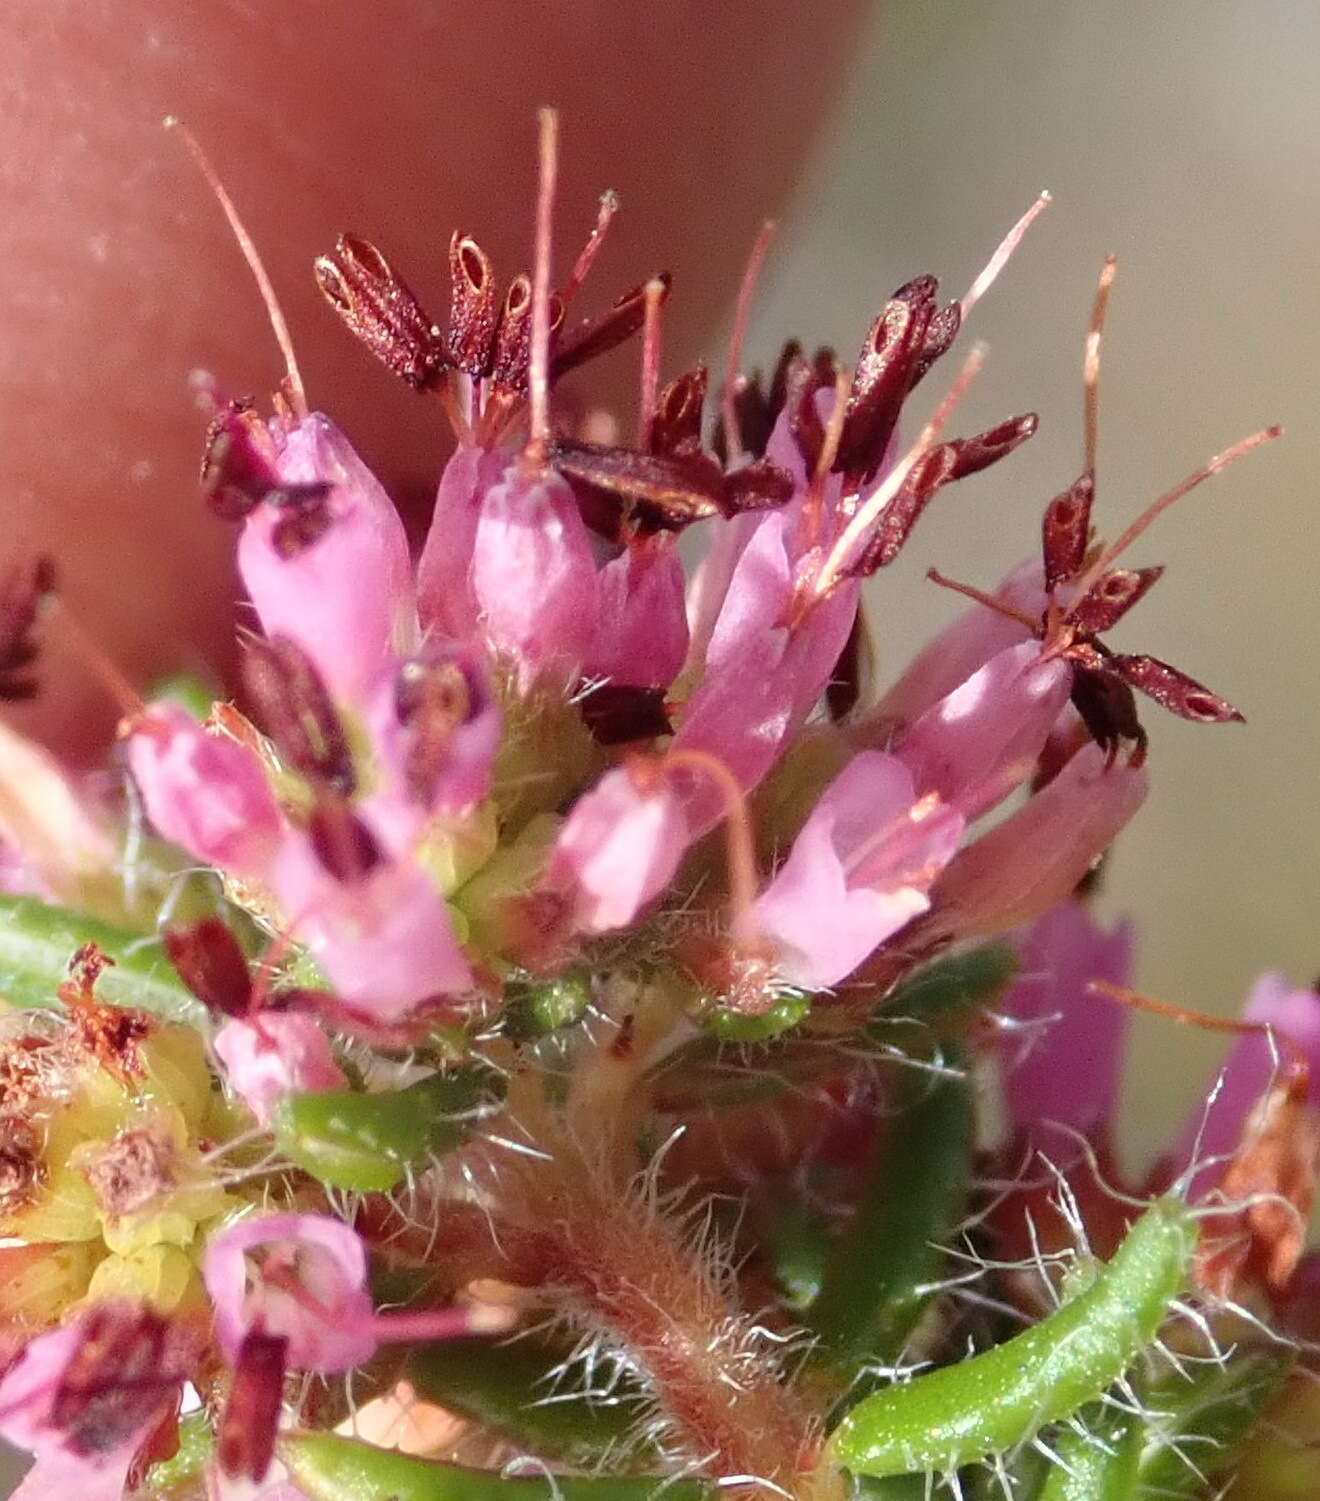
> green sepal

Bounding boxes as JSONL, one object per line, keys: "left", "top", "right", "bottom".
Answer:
{"left": 273, "top": 1065, "right": 504, "bottom": 1192}
{"left": 0, "top": 894, "right": 204, "bottom": 1023}
{"left": 809, "top": 1046, "right": 974, "bottom": 1365}
{"left": 706, "top": 989, "right": 811, "bottom": 1042}
{"left": 865, "top": 944, "right": 1018, "bottom": 1052}
{"left": 503, "top": 971, "right": 592, "bottom": 1039}
{"left": 1034, "top": 1404, "right": 1141, "bottom": 1501}
{"left": 142, "top": 1410, "right": 215, "bottom": 1497}
{"left": 409, "top": 1333, "right": 650, "bottom": 1468}
{"left": 281, "top": 1431, "right": 711, "bottom": 1501}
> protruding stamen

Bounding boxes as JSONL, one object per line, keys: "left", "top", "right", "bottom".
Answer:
{"left": 800, "top": 367, "right": 851, "bottom": 555}
{"left": 526, "top": 107, "right": 559, "bottom": 467}
{"left": 815, "top": 343, "right": 986, "bottom": 599}
{"left": 960, "top": 190, "right": 1052, "bottom": 319}
{"left": 562, "top": 190, "right": 620, "bottom": 307}
{"left": 720, "top": 220, "right": 777, "bottom": 462}
{"left": 1083, "top": 255, "right": 1117, "bottom": 476}
{"left": 165, "top": 117, "right": 308, "bottom": 420}
{"left": 659, "top": 748, "right": 760, "bottom": 944}
{"left": 637, "top": 277, "right": 667, "bottom": 445}
{"left": 925, "top": 567, "right": 1041, "bottom": 631}
{"left": 1069, "top": 425, "right": 1283, "bottom": 606}
{"left": 1092, "top": 980, "right": 1310, "bottom": 1095}
{"left": 55, "top": 600, "right": 146, "bottom": 724}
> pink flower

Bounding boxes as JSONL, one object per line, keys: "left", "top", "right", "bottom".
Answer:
{"left": 0, "top": 1304, "right": 188, "bottom": 1501}
{"left": 128, "top": 704, "right": 284, "bottom": 878}
{"left": 270, "top": 837, "right": 473, "bottom": 1020}
{"left": 238, "top": 415, "right": 416, "bottom": 701}
{"left": 997, "top": 900, "right": 1134, "bottom": 1144}
{"left": 919, "top": 742, "right": 1148, "bottom": 943}
{"left": 213, "top": 1012, "right": 347, "bottom": 1126}
{"left": 470, "top": 464, "right": 599, "bottom": 690}
{"left": 417, "top": 442, "right": 509, "bottom": 641}
{"left": 204, "top": 1212, "right": 378, "bottom": 1374}
{"left": 751, "top": 750, "right": 964, "bottom": 989}
{"left": 548, "top": 763, "right": 689, "bottom": 932}
{"left": 585, "top": 537, "right": 689, "bottom": 688}
{"left": 892, "top": 641, "right": 1071, "bottom": 819}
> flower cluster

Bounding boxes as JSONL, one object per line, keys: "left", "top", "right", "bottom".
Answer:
{"left": 0, "top": 114, "right": 1314, "bottom": 1501}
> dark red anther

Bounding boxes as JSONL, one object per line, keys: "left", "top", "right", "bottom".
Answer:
{"left": 552, "top": 439, "right": 726, "bottom": 530}
{"left": 51, "top": 1305, "right": 187, "bottom": 1460}
{"left": 1111, "top": 653, "right": 1243, "bottom": 724}
{"left": 552, "top": 273, "right": 672, "bottom": 380}
{"left": 162, "top": 918, "right": 253, "bottom": 1018}
{"left": 308, "top": 793, "right": 383, "bottom": 883}
{"left": 217, "top": 1332, "right": 287, "bottom": 1482}
{"left": 647, "top": 364, "right": 708, "bottom": 456}
{"left": 945, "top": 412, "right": 1038, "bottom": 480}
{"left": 1068, "top": 566, "right": 1164, "bottom": 635}
{"left": 395, "top": 655, "right": 480, "bottom": 804}
{"left": 446, "top": 233, "right": 500, "bottom": 377}
{"left": 780, "top": 347, "right": 833, "bottom": 474}
{"left": 834, "top": 275, "right": 939, "bottom": 484}
{"left": 489, "top": 274, "right": 534, "bottom": 390}
{"left": 0, "top": 555, "right": 55, "bottom": 702}
{"left": 241, "top": 635, "right": 356, "bottom": 795}
{"left": 911, "top": 300, "right": 962, "bottom": 385}
{"left": 1068, "top": 665, "right": 1147, "bottom": 764}
{"left": 1041, "top": 473, "right": 1095, "bottom": 590}
{"left": 314, "top": 234, "right": 447, "bottom": 390}
{"left": 267, "top": 494, "right": 336, "bottom": 558}
{"left": 719, "top": 457, "right": 796, "bottom": 517}
{"left": 578, "top": 682, "right": 673, "bottom": 744}
{"left": 201, "top": 406, "right": 275, "bottom": 520}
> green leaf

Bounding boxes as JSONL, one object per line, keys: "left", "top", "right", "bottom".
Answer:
{"left": 0, "top": 894, "right": 203, "bottom": 1023}
{"left": 1034, "top": 1404, "right": 1141, "bottom": 1501}
{"left": 1138, "top": 1350, "right": 1292, "bottom": 1497}
{"left": 142, "top": 1410, "right": 214, "bottom": 1497}
{"left": 809, "top": 1047, "right": 974, "bottom": 1365}
{"left": 281, "top": 1431, "right": 711, "bottom": 1501}
{"left": 409, "top": 1333, "right": 650, "bottom": 1468}
{"left": 865, "top": 944, "right": 1018, "bottom": 1052}
{"left": 273, "top": 1065, "right": 504, "bottom": 1191}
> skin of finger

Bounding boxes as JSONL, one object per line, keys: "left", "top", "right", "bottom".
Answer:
{"left": 0, "top": 0, "right": 870, "bottom": 756}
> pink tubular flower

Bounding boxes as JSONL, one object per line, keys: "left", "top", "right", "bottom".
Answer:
{"left": 586, "top": 537, "right": 689, "bottom": 688}
{"left": 204, "top": 1212, "right": 377, "bottom": 1373}
{"left": 0, "top": 1304, "right": 188, "bottom": 1501}
{"left": 469, "top": 464, "right": 599, "bottom": 690}
{"left": 918, "top": 742, "right": 1148, "bottom": 943}
{"left": 213, "top": 1012, "right": 347, "bottom": 1127}
{"left": 416, "top": 443, "right": 509, "bottom": 641}
{"left": 750, "top": 750, "right": 964, "bottom": 990}
{"left": 238, "top": 414, "right": 416, "bottom": 702}
{"left": 864, "top": 559, "right": 1045, "bottom": 734}
{"left": 997, "top": 900, "right": 1134, "bottom": 1144}
{"left": 271, "top": 838, "right": 473, "bottom": 1020}
{"left": 892, "top": 640, "right": 1071, "bottom": 819}
{"left": 128, "top": 704, "right": 284, "bottom": 878}
{"left": 547, "top": 762, "right": 689, "bottom": 932}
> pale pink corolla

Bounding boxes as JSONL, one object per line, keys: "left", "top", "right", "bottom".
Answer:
{"left": 128, "top": 704, "right": 284, "bottom": 878}
{"left": 548, "top": 763, "right": 688, "bottom": 932}
{"left": 894, "top": 640, "right": 1071, "bottom": 819}
{"left": 271, "top": 838, "right": 473, "bottom": 1020}
{"left": 239, "top": 415, "right": 416, "bottom": 701}
{"left": 213, "top": 1011, "right": 347, "bottom": 1126}
{"left": 416, "top": 442, "right": 510, "bottom": 642}
{"left": 751, "top": 750, "right": 963, "bottom": 989}
{"left": 586, "top": 538, "right": 689, "bottom": 688}
{"left": 469, "top": 465, "right": 599, "bottom": 690}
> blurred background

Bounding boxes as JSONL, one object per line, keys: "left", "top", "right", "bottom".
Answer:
{"left": 0, "top": 0, "right": 1315, "bottom": 1201}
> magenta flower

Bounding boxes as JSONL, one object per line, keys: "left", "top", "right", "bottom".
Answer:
{"left": 212, "top": 1012, "right": 347, "bottom": 1127}
{"left": 997, "top": 899, "right": 1134, "bottom": 1145}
